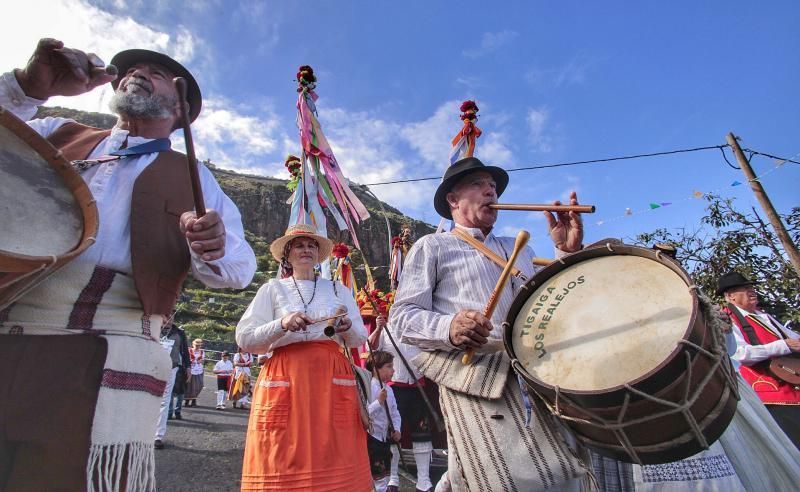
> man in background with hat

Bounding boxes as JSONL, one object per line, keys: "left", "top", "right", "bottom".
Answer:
{"left": 0, "top": 38, "right": 255, "bottom": 490}
{"left": 390, "top": 156, "right": 588, "bottom": 491}
{"left": 719, "top": 270, "right": 800, "bottom": 448}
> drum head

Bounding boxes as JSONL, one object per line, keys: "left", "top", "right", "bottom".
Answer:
{"left": 510, "top": 253, "right": 693, "bottom": 392}
{"left": 0, "top": 112, "right": 84, "bottom": 257}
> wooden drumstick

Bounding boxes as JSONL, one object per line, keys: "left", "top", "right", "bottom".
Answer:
{"left": 453, "top": 228, "right": 553, "bottom": 274}
{"left": 489, "top": 204, "right": 595, "bottom": 213}
{"left": 173, "top": 77, "right": 206, "bottom": 217}
{"left": 462, "top": 230, "right": 530, "bottom": 365}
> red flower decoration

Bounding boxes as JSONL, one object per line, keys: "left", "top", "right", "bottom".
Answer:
{"left": 391, "top": 236, "right": 402, "bottom": 247}
{"left": 297, "top": 65, "right": 317, "bottom": 84}
{"left": 332, "top": 243, "right": 350, "bottom": 258}
{"left": 460, "top": 100, "right": 478, "bottom": 113}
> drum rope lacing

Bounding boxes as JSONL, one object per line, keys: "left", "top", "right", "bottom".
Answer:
{"left": 513, "top": 320, "right": 740, "bottom": 465}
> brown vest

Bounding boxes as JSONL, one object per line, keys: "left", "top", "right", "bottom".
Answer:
{"left": 46, "top": 122, "right": 194, "bottom": 315}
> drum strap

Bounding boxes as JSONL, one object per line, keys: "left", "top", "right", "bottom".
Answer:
{"left": 727, "top": 304, "right": 763, "bottom": 346}
{"left": 71, "top": 138, "right": 172, "bottom": 172}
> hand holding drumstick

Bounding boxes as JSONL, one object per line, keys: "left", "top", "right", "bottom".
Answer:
{"left": 455, "top": 230, "right": 530, "bottom": 364}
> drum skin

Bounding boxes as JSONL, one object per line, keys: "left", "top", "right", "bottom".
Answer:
{"left": 504, "top": 243, "right": 738, "bottom": 464}
{"left": 0, "top": 108, "right": 98, "bottom": 309}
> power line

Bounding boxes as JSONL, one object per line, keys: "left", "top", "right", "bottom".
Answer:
{"left": 743, "top": 148, "right": 800, "bottom": 166}
{"left": 361, "top": 144, "right": 730, "bottom": 186}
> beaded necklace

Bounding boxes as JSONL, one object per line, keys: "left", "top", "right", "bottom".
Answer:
{"left": 291, "top": 275, "right": 318, "bottom": 313}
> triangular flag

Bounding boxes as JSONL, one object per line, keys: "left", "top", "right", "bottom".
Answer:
{"left": 624, "top": 208, "right": 632, "bottom": 216}
{"left": 774, "top": 159, "right": 786, "bottom": 167}
{"left": 649, "top": 203, "right": 661, "bottom": 209}
{"left": 693, "top": 190, "right": 703, "bottom": 199}
{"left": 731, "top": 181, "right": 742, "bottom": 186}
{"left": 660, "top": 202, "right": 672, "bottom": 207}
{"left": 596, "top": 220, "right": 604, "bottom": 225}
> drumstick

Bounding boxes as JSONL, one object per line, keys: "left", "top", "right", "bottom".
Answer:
{"left": 489, "top": 204, "right": 595, "bottom": 213}
{"left": 173, "top": 77, "right": 206, "bottom": 217}
{"left": 310, "top": 312, "right": 347, "bottom": 325}
{"left": 462, "top": 230, "right": 530, "bottom": 365}
{"left": 453, "top": 228, "right": 552, "bottom": 275}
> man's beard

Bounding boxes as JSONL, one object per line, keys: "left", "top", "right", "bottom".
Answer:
{"left": 109, "top": 88, "right": 176, "bottom": 120}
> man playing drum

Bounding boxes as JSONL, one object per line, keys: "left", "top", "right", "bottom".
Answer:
{"left": 390, "top": 156, "right": 589, "bottom": 491}
{"left": 0, "top": 39, "right": 256, "bottom": 491}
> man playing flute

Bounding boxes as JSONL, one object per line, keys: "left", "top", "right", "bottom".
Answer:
{"left": 389, "top": 156, "right": 588, "bottom": 491}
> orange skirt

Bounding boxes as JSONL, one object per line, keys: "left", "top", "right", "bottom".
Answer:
{"left": 241, "top": 341, "right": 372, "bottom": 491}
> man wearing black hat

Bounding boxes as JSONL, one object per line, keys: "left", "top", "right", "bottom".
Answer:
{"left": 390, "top": 157, "right": 586, "bottom": 491}
{"left": 718, "top": 271, "right": 800, "bottom": 448}
{"left": 0, "top": 39, "right": 255, "bottom": 490}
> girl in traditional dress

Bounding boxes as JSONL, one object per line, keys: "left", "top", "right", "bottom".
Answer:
{"left": 231, "top": 347, "right": 253, "bottom": 409}
{"left": 184, "top": 339, "right": 205, "bottom": 407}
{"left": 236, "top": 224, "right": 372, "bottom": 491}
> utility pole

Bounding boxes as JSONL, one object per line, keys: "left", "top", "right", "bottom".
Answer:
{"left": 726, "top": 133, "right": 800, "bottom": 277}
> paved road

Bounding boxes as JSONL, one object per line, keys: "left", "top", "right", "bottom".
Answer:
{"left": 154, "top": 374, "right": 443, "bottom": 491}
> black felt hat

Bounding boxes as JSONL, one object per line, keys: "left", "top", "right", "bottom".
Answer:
{"left": 433, "top": 157, "right": 509, "bottom": 219}
{"left": 109, "top": 49, "right": 202, "bottom": 122}
{"left": 716, "top": 271, "right": 756, "bottom": 296}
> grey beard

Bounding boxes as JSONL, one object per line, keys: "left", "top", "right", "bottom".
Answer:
{"left": 109, "top": 90, "right": 176, "bottom": 120}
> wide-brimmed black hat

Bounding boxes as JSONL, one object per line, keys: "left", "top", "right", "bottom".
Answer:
{"left": 716, "top": 271, "right": 756, "bottom": 296}
{"left": 433, "top": 157, "right": 509, "bottom": 219}
{"left": 109, "top": 49, "right": 202, "bottom": 122}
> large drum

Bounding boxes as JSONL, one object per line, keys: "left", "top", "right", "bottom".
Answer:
{"left": 0, "top": 108, "right": 98, "bottom": 310}
{"left": 504, "top": 243, "right": 739, "bottom": 464}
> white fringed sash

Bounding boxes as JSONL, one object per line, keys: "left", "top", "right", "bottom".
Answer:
{"left": 0, "top": 262, "right": 170, "bottom": 492}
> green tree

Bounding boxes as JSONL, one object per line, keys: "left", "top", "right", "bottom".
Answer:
{"left": 636, "top": 194, "right": 799, "bottom": 323}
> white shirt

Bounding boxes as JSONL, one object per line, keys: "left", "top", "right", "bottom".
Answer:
{"left": 730, "top": 305, "right": 797, "bottom": 366}
{"left": 233, "top": 352, "right": 252, "bottom": 378}
{"left": 375, "top": 328, "right": 422, "bottom": 384}
{"left": 390, "top": 225, "right": 553, "bottom": 352}
{"left": 236, "top": 277, "right": 367, "bottom": 353}
{"left": 368, "top": 377, "right": 401, "bottom": 442}
{"left": 213, "top": 359, "right": 234, "bottom": 376}
{"left": 0, "top": 71, "right": 256, "bottom": 289}
{"left": 189, "top": 348, "right": 205, "bottom": 375}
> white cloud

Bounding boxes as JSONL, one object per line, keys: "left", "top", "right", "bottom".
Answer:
{"left": 2, "top": 0, "right": 202, "bottom": 115}
{"left": 177, "top": 97, "right": 288, "bottom": 175}
{"left": 527, "top": 107, "right": 555, "bottom": 153}
{"left": 462, "top": 30, "right": 519, "bottom": 58}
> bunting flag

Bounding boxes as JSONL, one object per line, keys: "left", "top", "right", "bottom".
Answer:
{"left": 295, "top": 65, "right": 370, "bottom": 249}
{"left": 439, "top": 100, "right": 483, "bottom": 233}
{"left": 594, "top": 159, "right": 789, "bottom": 227}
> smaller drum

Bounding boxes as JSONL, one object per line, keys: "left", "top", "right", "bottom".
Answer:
{"left": 0, "top": 108, "right": 98, "bottom": 310}
{"left": 504, "top": 243, "right": 739, "bottom": 464}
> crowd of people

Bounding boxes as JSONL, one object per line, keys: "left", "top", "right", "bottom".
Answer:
{"left": 0, "top": 37, "right": 798, "bottom": 492}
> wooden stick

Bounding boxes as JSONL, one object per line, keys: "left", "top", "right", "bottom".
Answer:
{"left": 462, "top": 230, "right": 530, "bottom": 365}
{"left": 452, "top": 228, "right": 526, "bottom": 280}
{"left": 310, "top": 312, "right": 347, "bottom": 325}
{"left": 489, "top": 204, "right": 595, "bottom": 213}
{"left": 453, "top": 228, "right": 551, "bottom": 273}
{"left": 174, "top": 77, "right": 206, "bottom": 217}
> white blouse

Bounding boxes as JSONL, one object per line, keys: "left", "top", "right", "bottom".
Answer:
{"left": 236, "top": 278, "right": 367, "bottom": 354}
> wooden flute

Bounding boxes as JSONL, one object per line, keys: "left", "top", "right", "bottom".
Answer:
{"left": 489, "top": 204, "right": 595, "bottom": 213}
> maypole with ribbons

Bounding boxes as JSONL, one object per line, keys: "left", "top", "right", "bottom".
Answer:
{"left": 438, "top": 100, "right": 482, "bottom": 232}
{"left": 294, "top": 65, "right": 370, "bottom": 249}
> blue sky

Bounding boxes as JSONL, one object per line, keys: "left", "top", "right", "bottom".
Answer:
{"left": 3, "top": 1, "right": 798, "bottom": 260}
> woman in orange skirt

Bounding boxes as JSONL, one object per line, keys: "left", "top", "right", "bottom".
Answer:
{"left": 236, "top": 224, "right": 372, "bottom": 491}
